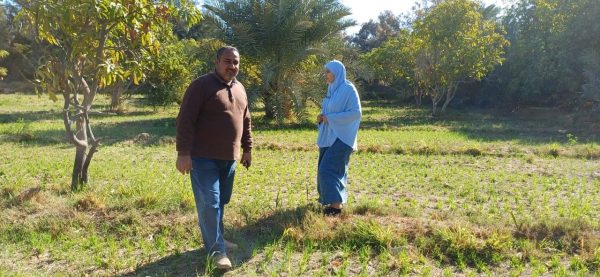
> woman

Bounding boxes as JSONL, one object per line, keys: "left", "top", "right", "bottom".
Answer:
{"left": 316, "top": 60, "right": 361, "bottom": 216}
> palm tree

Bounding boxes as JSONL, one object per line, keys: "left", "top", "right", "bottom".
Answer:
{"left": 203, "top": 0, "right": 353, "bottom": 119}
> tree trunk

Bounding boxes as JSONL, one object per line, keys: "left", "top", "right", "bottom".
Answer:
{"left": 110, "top": 86, "right": 124, "bottom": 112}
{"left": 71, "top": 146, "right": 87, "bottom": 190}
{"left": 110, "top": 81, "right": 131, "bottom": 113}
{"left": 431, "top": 86, "right": 443, "bottom": 116}
{"left": 82, "top": 142, "right": 99, "bottom": 183}
{"left": 263, "top": 79, "right": 282, "bottom": 120}
{"left": 414, "top": 87, "right": 422, "bottom": 106}
{"left": 282, "top": 89, "right": 293, "bottom": 119}
{"left": 68, "top": 73, "right": 100, "bottom": 190}
{"left": 71, "top": 117, "right": 88, "bottom": 190}
{"left": 263, "top": 90, "right": 276, "bottom": 119}
{"left": 440, "top": 83, "right": 457, "bottom": 113}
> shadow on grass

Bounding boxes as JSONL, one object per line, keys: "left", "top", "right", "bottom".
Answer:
{"left": 3, "top": 102, "right": 599, "bottom": 147}
{"left": 360, "top": 106, "right": 600, "bottom": 144}
{"left": 0, "top": 116, "right": 177, "bottom": 146}
{"left": 0, "top": 110, "right": 62, "bottom": 123}
{"left": 121, "top": 206, "right": 317, "bottom": 276}
{"left": 119, "top": 249, "right": 211, "bottom": 277}
{"left": 0, "top": 109, "right": 156, "bottom": 123}
{"left": 120, "top": 206, "right": 313, "bottom": 277}
{"left": 1, "top": 112, "right": 316, "bottom": 147}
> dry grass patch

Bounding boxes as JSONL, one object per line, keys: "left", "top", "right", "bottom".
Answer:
{"left": 257, "top": 142, "right": 285, "bottom": 151}
{"left": 261, "top": 210, "right": 517, "bottom": 273}
{"left": 254, "top": 141, "right": 313, "bottom": 152}
{"left": 351, "top": 200, "right": 393, "bottom": 216}
{"left": 75, "top": 193, "right": 106, "bottom": 211}
{"left": 0, "top": 186, "right": 16, "bottom": 199}
{"left": 515, "top": 218, "right": 599, "bottom": 256}
{"left": 12, "top": 187, "right": 42, "bottom": 205}
{"left": 359, "top": 144, "right": 391, "bottom": 154}
{"left": 460, "top": 147, "right": 483, "bottom": 157}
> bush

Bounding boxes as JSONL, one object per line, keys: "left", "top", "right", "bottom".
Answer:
{"left": 144, "top": 40, "right": 201, "bottom": 107}
{"left": 0, "top": 50, "right": 7, "bottom": 79}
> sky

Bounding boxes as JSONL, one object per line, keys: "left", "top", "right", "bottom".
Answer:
{"left": 341, "top": 0, "right": 510, "bottom": 34}
{"left": 195, "top": 0, "right": 510, "bottom": 34}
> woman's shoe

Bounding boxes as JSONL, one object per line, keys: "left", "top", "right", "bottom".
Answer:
{"left": 324, "top": 206, "right": 342, "bottom": 216}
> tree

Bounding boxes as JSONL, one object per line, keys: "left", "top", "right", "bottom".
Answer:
{"left": 203, "top": 0, "right": 353, "bottom": 120}
{"left": 0, "top": 1, "right": 41, "bottom": 83}
{"left": 0, "top": 5, "right": 8, "bottom": 79}
{"left": 17, "top": 0, "right": 199, "bottom": 190}
{"left": 360, "top": 29, "right": 422, "bottom": 101}
{"left": 349, "top": 10, "right": 402, "bottom": 53}
{"left": 0, "top": 50, "right": 7, "bottom": 79}
{"left": 566, "top": 0, "right": 600, "bottom": 115}
{"left": 499, "top": 0, "right": 587, "bottom": 107}
{"left": 579, "top": 51, "right": 600, "bottom": 115}
{"left": 144, "top": 38, "right": 202, "bottom": 108}
{"left": 0, "top": 3, "right": 13, "bottom": 79}
{"left": 413, "top": 0, "right": 508, "bottom": 114}
{"left": 0, "top": 4, "right": 10, "bottom": 70}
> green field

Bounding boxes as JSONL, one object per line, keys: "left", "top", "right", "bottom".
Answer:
{"left": 1, "top": 93, "right": 599, "bottom": 276}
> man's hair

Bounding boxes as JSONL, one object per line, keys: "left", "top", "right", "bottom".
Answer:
{"left": 216, "top": 46, "right": 239, "bottom": 60}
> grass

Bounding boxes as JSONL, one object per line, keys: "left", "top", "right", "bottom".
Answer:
{"left": 0, "top": 92, "right": 599, "bottom": 276}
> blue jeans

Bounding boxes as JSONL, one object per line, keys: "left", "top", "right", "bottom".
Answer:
{"left": 190, "top": 157, "right": 236, "bottom": 256}
{"left": 318, "top": 139, "right": 353, "bottom": 205}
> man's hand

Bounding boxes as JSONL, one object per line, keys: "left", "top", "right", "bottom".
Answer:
{"left": 241, "top": 152, "right": 252, "bottom": 169}
{"left": 317, "top": 114, "right": 328, "bottom": 124}
{"left": 176, "top": 155, "right": 192, "bottom": 174}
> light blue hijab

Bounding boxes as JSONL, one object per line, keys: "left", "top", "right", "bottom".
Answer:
{"left": 317, "top": 60, "right": 361, "bottom": 150}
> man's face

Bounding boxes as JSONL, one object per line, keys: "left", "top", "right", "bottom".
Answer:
{"left": 215, "top": 49, "right": 240, "bottom": 82}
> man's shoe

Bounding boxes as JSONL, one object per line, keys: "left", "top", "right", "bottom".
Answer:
{"left": 224, "top": 239, "right": 238, "bottom": 249}
{"left": 213, "top": 254, "right": 232, "bottom": 270}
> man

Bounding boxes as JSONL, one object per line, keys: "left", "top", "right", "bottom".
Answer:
{"left": 176, "top": 46, "right": 252, "bottom": 270}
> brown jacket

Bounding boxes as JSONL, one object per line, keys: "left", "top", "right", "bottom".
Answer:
{"left": 176, "top": 72, "right": 252, "bottom": 160}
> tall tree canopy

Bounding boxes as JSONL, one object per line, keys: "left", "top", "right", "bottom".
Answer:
{"left": 16, "top": 0, "right": 200, "bottom": 190}
{"left": 361, "top": 0, "right": 508, "bottom": 114}
{"left": 203, "top": 0, "right": 353, "bottom": 120}
{"left": 0, "top": 5, "right": 8, "bottom": 79}
{"left": 349, "top": 10, "right": 402, "bottom": 53}
{"left": 0, "top": 50, "right": 7, "bottom": 79}
{"left": 412, "top": 0, "right": 508, "bottom": 114}
{"left": 0, "top": 3, "right": 16, "bottom": 80}
{"left": 499, "top": 0, "right": 599, "bottom": 108}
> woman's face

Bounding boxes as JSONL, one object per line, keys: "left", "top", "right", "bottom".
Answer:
{"left": 325, "top": 68, "right": 335, "bottom": 84}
